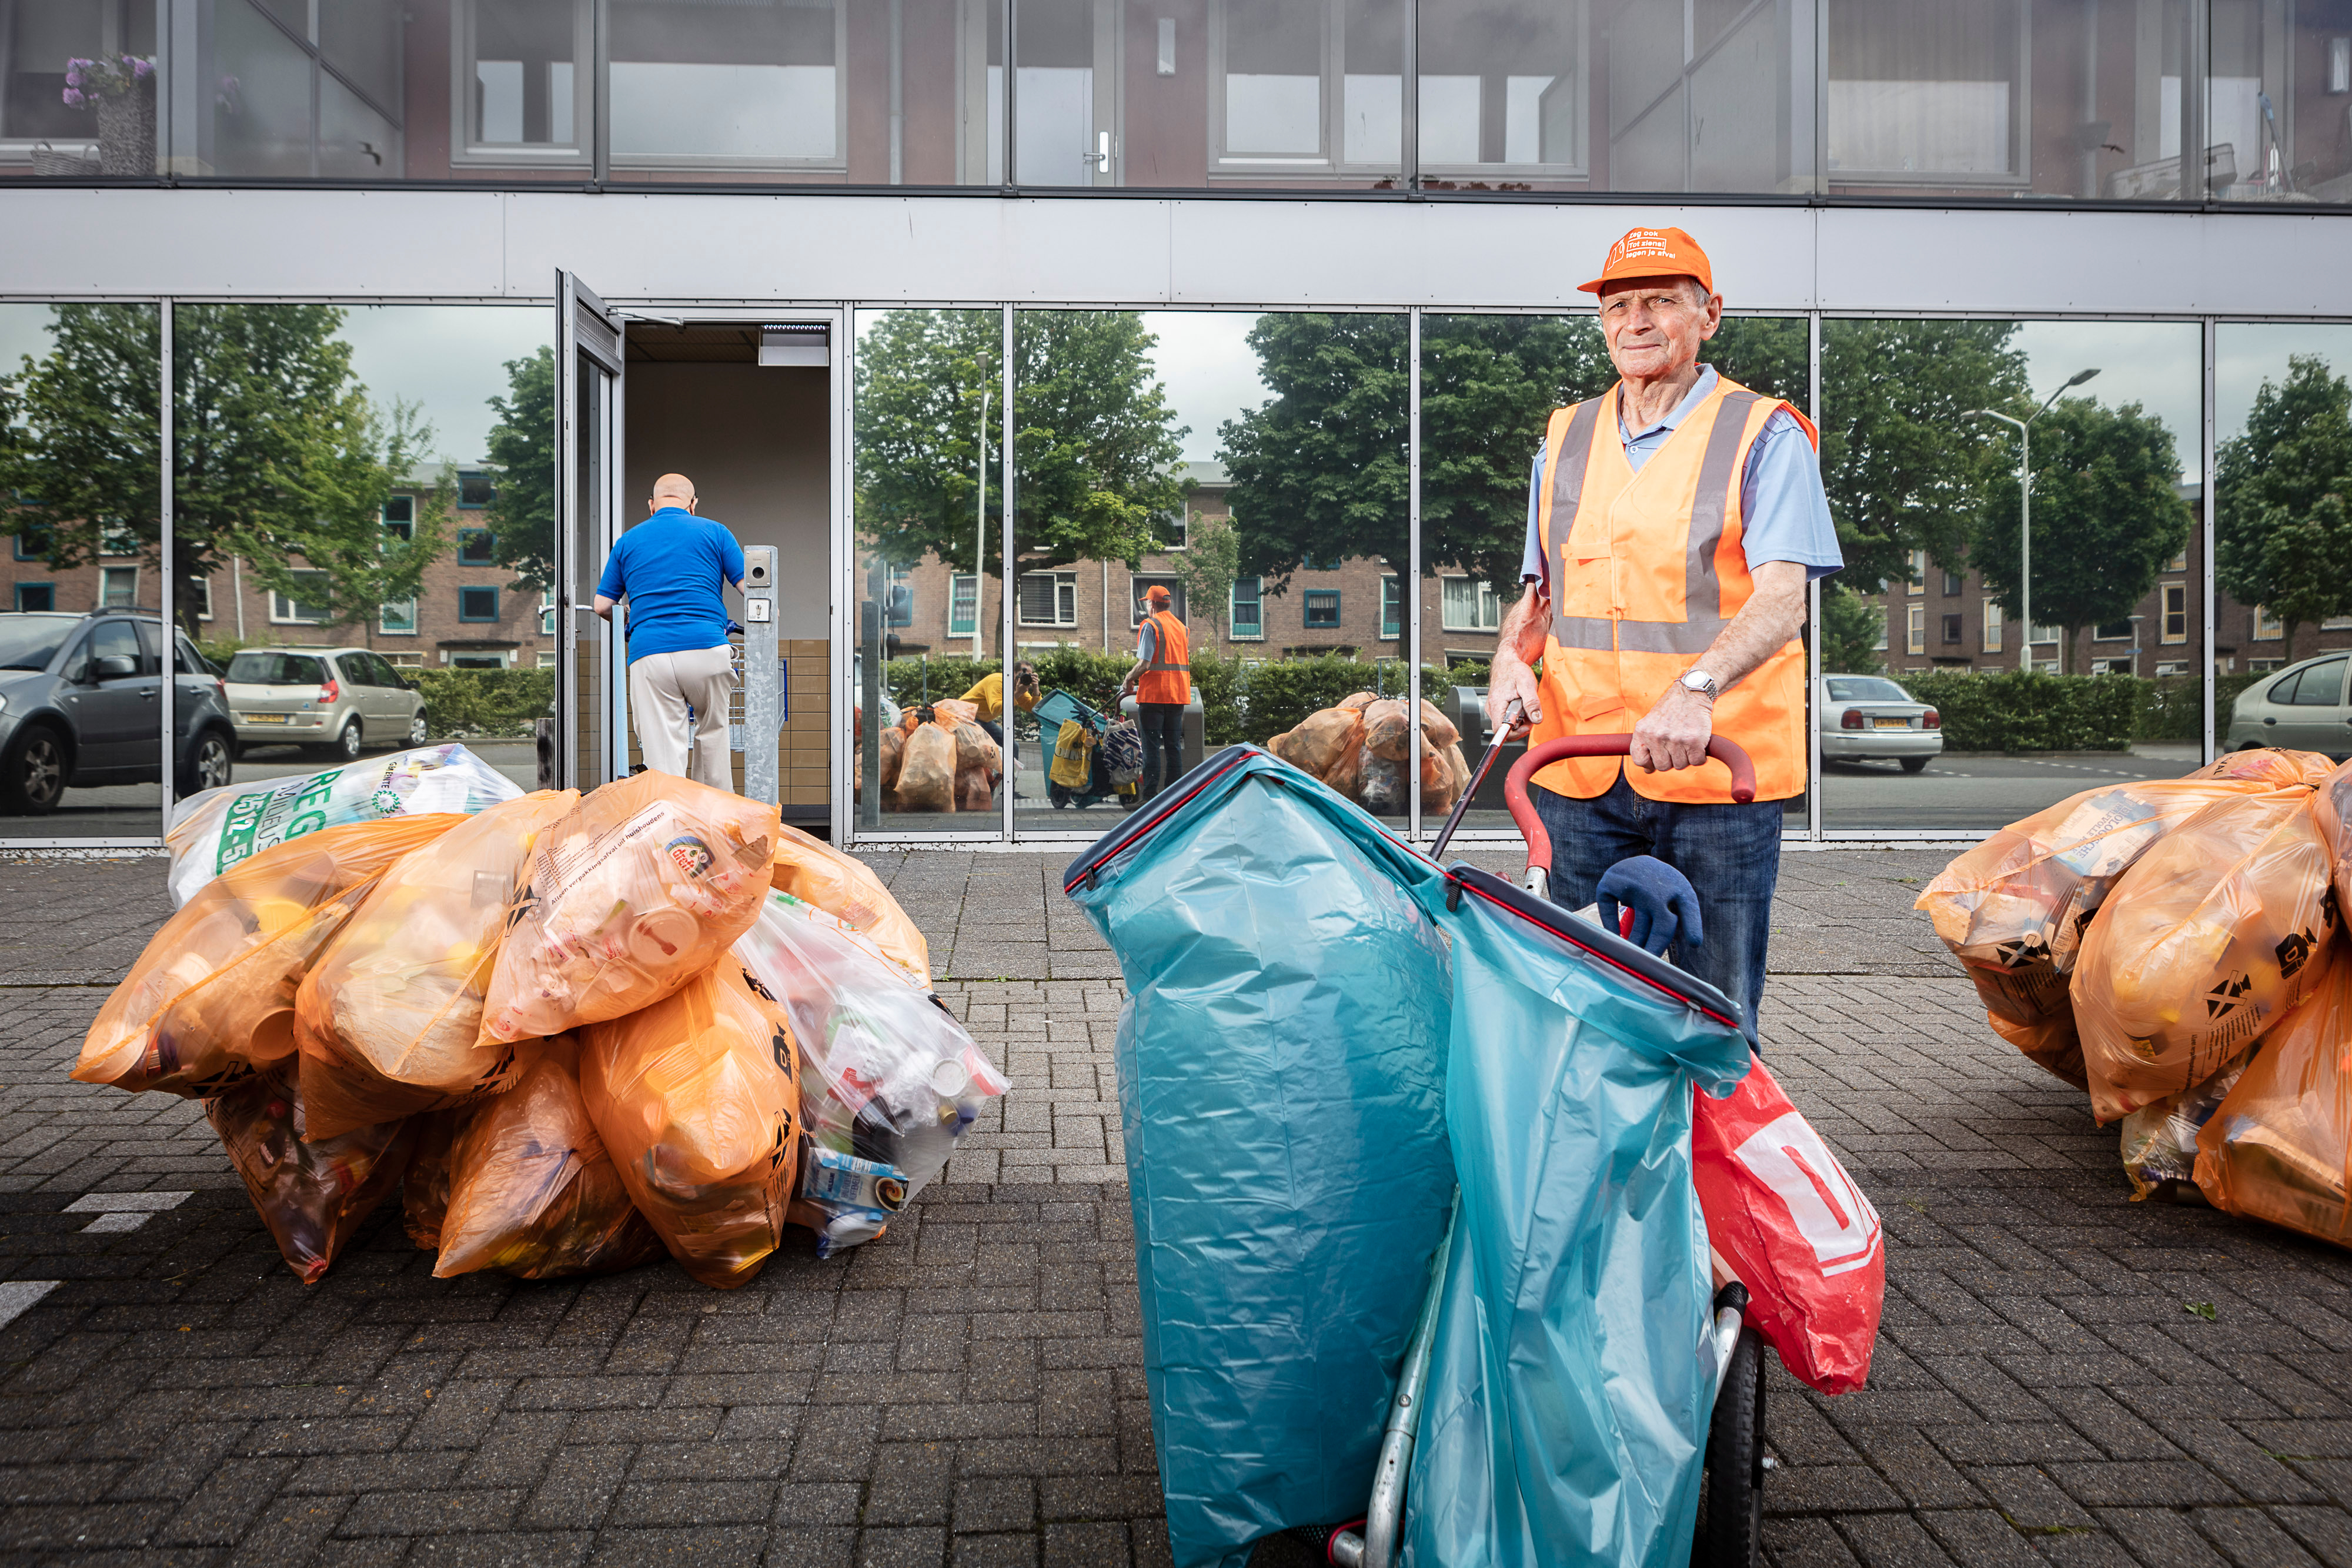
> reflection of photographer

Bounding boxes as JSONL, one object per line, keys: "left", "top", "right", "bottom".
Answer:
{"left": 959, "top": 660, "right": 1040, "bottom": 748}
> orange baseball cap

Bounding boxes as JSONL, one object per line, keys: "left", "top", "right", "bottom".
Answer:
{"left": 1144, "top": 584, "right": 1172, "bottom": 605}
{"left": 1578, "top": 225, "right": 1714, "bottom": 296}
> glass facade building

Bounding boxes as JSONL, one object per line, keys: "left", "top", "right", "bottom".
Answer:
{"left": 2, "top": 0, "right": 2349, "bottom": 847}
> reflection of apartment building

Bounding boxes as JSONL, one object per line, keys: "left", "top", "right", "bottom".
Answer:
{"left": 871, "top": 464, "right": 1506, "bottom": 668}
{"left": 1, "top": 465, "right": 556, "bottom": 670}
{"left": 1861, "top": 489, "right": 2352, "bottom": 679}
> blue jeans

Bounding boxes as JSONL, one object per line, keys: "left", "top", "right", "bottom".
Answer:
{"left": 1528, "top": 773, "right": 1783, "bottom": 1043}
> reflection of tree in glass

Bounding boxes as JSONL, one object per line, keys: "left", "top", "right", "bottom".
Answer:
{"left": 1976, "top": 399, "right": 2191, "bottom": 673}
{"left": 854, "top": 310, "right": 1184, "bottom": 574}
{"left": 483, "top": 345, "right": 556, "bottom": 592}
{"left": 0, "top": 304, "right": 447, "bottom": 640}
{"left": 1174, "top": 511, "right": 1241, "bottom": 644}
{"left": 2216, "top": 355, "right": 2352, "bottom": 665}
{"left": 1820, "top": 580, "right": 1885, "bottom": 677}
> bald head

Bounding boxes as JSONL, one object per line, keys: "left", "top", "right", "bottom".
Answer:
{"left": 650, "top": 473, "right": 697, "bottom": 514}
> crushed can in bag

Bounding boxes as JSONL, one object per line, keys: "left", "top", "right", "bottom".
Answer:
{"left": 483, "top": 774, "right": 780, "bottom": 1042}
{"left": 579, "top": 961, "right": 802, "bottom": 1288}
{"left": 429, "top": 1036, "right": 666, "bottom": 1279}
{"left": 76, "top": 814, "right": 462, "bottom": 1096}
{"left": 209, "top": 1058, "right": 420, "bottom": 1283}
{"left": 294, "top": 791, "right": 580, "bottom": 1140}
{"left": 2072, "top": 783, "right": 2338, "bottom": 1123}
{"left": 733, "top": 891, "right": 1004, "bottom": 1256}
{"left": 2194, "top": 951, "right": 2352, "bottom": 1248}
{"left": 166, "top": 744, "right": 522, "bottom": 907}
{"left": 1690, "top": 1054, "right": 1884, "bottom": 1396}
{"left": 2119, "top": 1054, "right": 2250, "bottom": 1202}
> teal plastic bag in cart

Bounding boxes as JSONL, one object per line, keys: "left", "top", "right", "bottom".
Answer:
{"left": 1065, "top": 748, "right": 1456, "bottom": 1568}
{"left": 1401, "top": 867, "right": 1754, "bottom": 1568}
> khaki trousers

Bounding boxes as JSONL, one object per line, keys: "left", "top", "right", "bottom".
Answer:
{"left": 627, "top": 644, "right": 736, "bottom": 791}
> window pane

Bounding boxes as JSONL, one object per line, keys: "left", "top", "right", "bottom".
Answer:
{"left": 1417, "top": 0, "right": 1584, "bottom": 176}
{"left": 4, "top": 0, "right": 105, "bottom": 145}
{"left": 0, "top": 302, "right": 164, "bottom": 840}
{"left": 608, "top": 0, "right": 840, "bottom": 164}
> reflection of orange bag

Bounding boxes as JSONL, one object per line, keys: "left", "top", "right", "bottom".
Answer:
{"left": 895, "top": 723, "right": 956, "bottom": 812}
{"left": 579, "top": 963, "right": 802, "bottom": 1288}
{"left": 2194, "top": 952, "right": 2352, "bottom": 1246}
{"left": 482, "top": 774, "right": 780, "bottom": 1042}
{"left": 77, "top": 815, "right": 462, "bottom": 1096}
{"left": 2073, "top": 786, "right": 2338, "bottom": 1122}
{"left": 769, "top": 825, "right": 931, "bottom": 984}
{"left": 209, "top": 1059, "right": 419, "bottom": 1283}
{"left": 2318, "top": 758, "right": 2352, "bottom": 912}
{"left": 432, "top": 1038, "right": 665, "bottom": 1280}
{"left": 1282, "top": 707, "right": 1362, "bottom": 778}
{"left": 295, "top": 792, "right": 579, "bottom": 1140}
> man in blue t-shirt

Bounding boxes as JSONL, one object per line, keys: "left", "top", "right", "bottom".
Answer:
{"left": 594, "top": 472, "right": 747, "bottom": 789}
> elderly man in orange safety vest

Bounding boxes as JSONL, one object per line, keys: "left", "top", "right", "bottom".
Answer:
{"left": 1486, "top": 226, "right": 1843, "bottom": 1039}
{"left": 1119, "top": 583, "right": 1191, "bottom": 804}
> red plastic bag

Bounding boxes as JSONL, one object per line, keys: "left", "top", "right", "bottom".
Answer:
{"left": 1691, "top": 1055, "right": 1883, "bottom": 1395}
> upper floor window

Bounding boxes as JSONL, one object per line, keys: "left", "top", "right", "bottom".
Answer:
{"left": 1828, "top": 0, "right": 2024, "bottom": 188}
{"left": 457, "top": 470, "right": 496, "bottom": 509}
{"left": 1441, "top": 575, "right": 1499, "bottom": 633}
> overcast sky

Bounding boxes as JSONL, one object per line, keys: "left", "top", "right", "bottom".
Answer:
{"left": 8, "top": 304, "right": 2350, "bottom": 484}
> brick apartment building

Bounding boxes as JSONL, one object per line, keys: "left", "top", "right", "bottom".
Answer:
{"left": 0, "top": 464, "right": 557, "bottom": 670}
{"left": 874, "top": 462, "right": 1508, "bottom": 671}
{"left": 1860, "top": 486, "right": 2352, "bottom": 683}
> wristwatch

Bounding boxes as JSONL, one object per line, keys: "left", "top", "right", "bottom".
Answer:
{"left": 1679, "top": 668, "right": 1720, "bottom": 701}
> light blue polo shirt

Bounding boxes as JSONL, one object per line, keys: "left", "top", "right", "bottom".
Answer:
{"left": 1519, "top": 367, "right": 1844, "bottom": 589}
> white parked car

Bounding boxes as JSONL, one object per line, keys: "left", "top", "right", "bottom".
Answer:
{"left": 225, "top": 646, "right": 429, "bottom": 760}
{"left": 1818, "top": 674, "right": 1942, "bottom": 773}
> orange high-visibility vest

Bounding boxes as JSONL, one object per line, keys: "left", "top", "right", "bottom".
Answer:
{"left": 1138, "top": 609, "right": 1191, "bottom": 704}
{"left": 1531, "top": 375, "right": 1814, "bottom": 804}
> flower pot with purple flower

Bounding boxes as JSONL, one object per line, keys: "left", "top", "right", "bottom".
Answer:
{"left": 64, "top": 55, "right": 156, "bottom": 177}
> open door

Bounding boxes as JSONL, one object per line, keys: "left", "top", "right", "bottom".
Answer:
{"left": 556, "top": 272, "right": 624, "bottom": 791}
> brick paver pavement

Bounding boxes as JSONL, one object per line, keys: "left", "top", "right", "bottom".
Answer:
{"left": 1, "top": 846, "right": 2347, "bottom": 1568}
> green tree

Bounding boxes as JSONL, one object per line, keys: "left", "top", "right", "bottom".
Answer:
{"left": 1174, "top": 510, "right": 1242, "bottom": 645}
{"left": 0, "top": 303, "right": 446, "bottom": 639}
{"left": 2216, "top": 355, "right": 2352, "bottom": 663}
{"left": 854, "top": 309, "right": 1185, "bottom": 576}
{"left": 1820, "top": 579, "right": 1885, "bottom": 676}
{"left": 1973, "top": 397, "right": 2191, "bottom": 673}
{"left": 484, "top": 344, "right": 557, "bottom": 592}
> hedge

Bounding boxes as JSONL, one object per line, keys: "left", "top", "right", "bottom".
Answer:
{"left": 411, "top": 667, "right": 555, "bottom": 739}
{"left": 1890, "top": 670, "right": 2137, "bottom": 753}
{"left": 2135, "top": 673, "right": 2263, "bottom": 743}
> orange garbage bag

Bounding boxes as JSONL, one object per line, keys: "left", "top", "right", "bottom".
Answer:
{"left": 295, "top": 791, "right": 580, "bottom": 1140}
{"left": 480, "top": 774, "right": 780, "bottom": 1043}
{"left": 2194, "top": 953, "right": 2352, "bottom": 1248}
{"left": 1282, "top": 707, "right": 1364, "bottom": 781}
{"left": 930, "top": 697, "right": 980, "bottom": 730}
{"left": 1361, "top": 698, "right": 1410, "bottom": 762}
{"left": 768, "top": 824, "right": 931, "bottom": 985}
{"left": 209, "top": 1059, "right": 420, "bottom": 1283}
{"left": 77, "top": 814, "right": 462, "bottom": 1097}
{"left": 579, "top": 962, "right": 802, "bottom": 1288}
{"left": 403, "top": 1110, "right": 457, "bottom": 1252}
{"left": 2073, "top": 785, "right": 2338, "bottom": 1122}
{"left": 879, "top": 726, "right": 906, "bottom": 798}
{"left": 895, "top": 723, "right": 957, "bottom": 812}
{"left": 432, "top": 1037, "right": 666, "bottom": 1279}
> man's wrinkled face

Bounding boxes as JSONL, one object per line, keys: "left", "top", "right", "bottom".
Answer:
{"left": 1598, "top": 276, "right": 1722, "bottom": 383}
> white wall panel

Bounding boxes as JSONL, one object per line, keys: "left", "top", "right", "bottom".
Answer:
{"left": 0, "top": 188, "right": 2348, "bottom": 318}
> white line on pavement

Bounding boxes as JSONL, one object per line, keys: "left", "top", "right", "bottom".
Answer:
{"left": 0, "top": 1280, "right": 58, "bottom": 1333}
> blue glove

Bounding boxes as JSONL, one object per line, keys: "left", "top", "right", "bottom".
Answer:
{"left": 1597, "top": 856, "right": 1703, "bottom": 958}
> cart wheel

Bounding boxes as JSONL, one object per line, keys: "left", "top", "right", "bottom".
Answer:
{"left": 1693, "top": 1326, "right": 1766, "bottom": 1568}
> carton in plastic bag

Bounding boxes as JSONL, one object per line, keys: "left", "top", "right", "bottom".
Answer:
{"left": 2073, "top": 785, "right": 2338, "bottom": 1122}
{"left": 733, "top": 891, "right": 1004, "bottom": 1256}
{"left": 166, "top": 744, "right": 522, "bottom": 907}
{"left": 2119, "top": 1053, "right": 2249, "bottom": 1202}
{"left": 429, "top": 1037, "right": 666, "bottom": 1279}
{"left": 482, "top": 774, "right": 780, "bottom": 1042}
{"left": 2194, "top": 952, "right": 2352, "bottom": 1248}
{"left": 209, "top": 1059, "right": 419, "bottom": 1283}
{"left": 579, "top": 961, "right": 802, "bottom": 1288}
{"left": 77, "top": 814, "right": 462, "bottom": 1096}
{"left": 295, "top": 790, "right": 580, "bottom": 1139}
{"left": 768, "top": 824, "right": 931, "bottom": 987}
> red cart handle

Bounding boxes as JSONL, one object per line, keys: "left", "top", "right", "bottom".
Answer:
{"left": 1504, "top": 735, "right": 1758, "bottom": 877}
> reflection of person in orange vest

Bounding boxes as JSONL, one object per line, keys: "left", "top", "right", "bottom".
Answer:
{"left": 1486, "top": 226, "right": 1844, "bottom": 1040}
{"left": 1118, "top": 584, "right": 1191, "bottom": 803}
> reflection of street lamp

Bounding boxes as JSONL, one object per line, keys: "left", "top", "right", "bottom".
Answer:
{"left": 2130, "top": 612, "right": 2146, "bottom": 677}
{"left": 1967, "top": 367, "right": 2100, "bottom": 671}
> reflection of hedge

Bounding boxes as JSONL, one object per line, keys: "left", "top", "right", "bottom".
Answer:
{"left": 2135, "top": 673, "right": 2263, "bottom": 743}
{"left": 1893, "top": 670, "right": 2138, "bottom": 752}
{"left": 412, "top": 668, "right": 555, "bottom": 738}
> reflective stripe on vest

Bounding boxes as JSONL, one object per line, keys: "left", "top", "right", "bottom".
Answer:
{"left": 1532, "top": 376, "right": 1811, "bottom": 805}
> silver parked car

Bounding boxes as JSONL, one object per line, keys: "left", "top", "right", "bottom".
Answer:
{"left": 2226, "top": 652, "right": 2352, "bottom": 761}
{"left": 1818, "top": 674, "right": 1943, "bottom": 773}
{"left": 225, "top": 646, "right": 429, "bottom": 761}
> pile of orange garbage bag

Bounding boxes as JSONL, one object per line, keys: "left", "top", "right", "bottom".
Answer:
{"left": 78, "top": 763, "right": 1004, "bottom": 1284}
{"left": 1921, "top": 748, "right": 2352, "bottom": 1246}
{"left": 862, "top": 698, "right": 1002, "bottom": 814}
{"left": 1266, "top": 693, "right": 1473, "bottom": 814}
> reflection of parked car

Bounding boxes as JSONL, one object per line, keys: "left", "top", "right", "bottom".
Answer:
{"left": 2226, "top": 653, "right": 2352, "bottom": 761}
{"left": 0, "top": 611, "right": 239, "bottom": 814}
{"left": 225, "top": 647, "right": 427, "bottom": 761}
{"left": 1818, "top": 674, "right": 1943, "bottom": 773}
